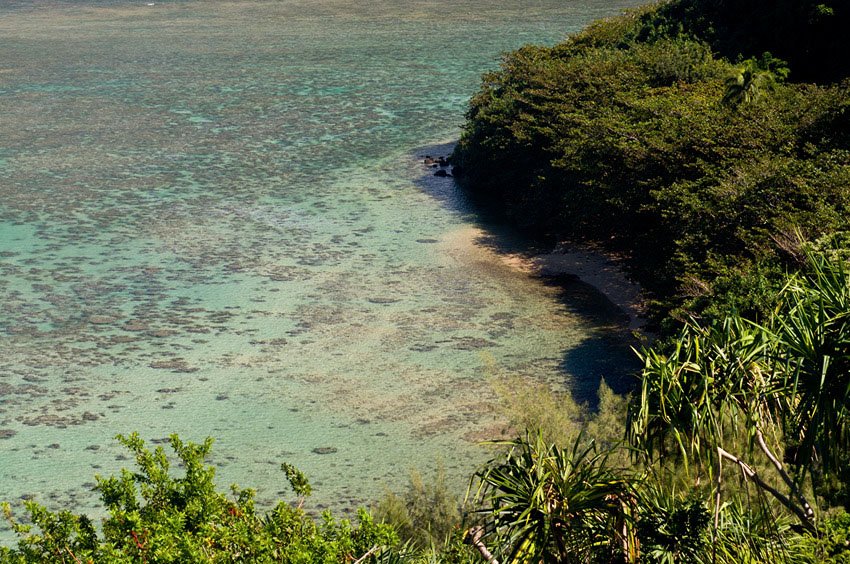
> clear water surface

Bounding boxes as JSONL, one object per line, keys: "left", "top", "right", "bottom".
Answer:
{"left": 0, "top": 0, "right": 642, "bottom": 527}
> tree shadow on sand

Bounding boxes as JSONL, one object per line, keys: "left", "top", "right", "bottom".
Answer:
{"left": 411, "top": 141, "right": 642, "bottom": 409}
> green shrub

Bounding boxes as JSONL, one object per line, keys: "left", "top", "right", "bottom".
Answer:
{"left": 373, "top": 464, "right": 462, "bottom": 552}
{"left": 1, "top": 434, "right": 398, "bottom": 563}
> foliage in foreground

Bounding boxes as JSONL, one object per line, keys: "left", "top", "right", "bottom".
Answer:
{"left": 632, "top": 251, "right": 850, "bottom": 521}
{"left": 0, "top": 434, "right": 398, "bottom": 563}
{"left": 4, "top": 254, "right": 850, "bottom": 563}
{"left": 472, "top": 433, "right": 638, "bottom": 563}
{"left": 466, "top": 252, "right": 850, "bottom": 563}
{"left": 373, "top": 463, "right": 462, "bottom": 553}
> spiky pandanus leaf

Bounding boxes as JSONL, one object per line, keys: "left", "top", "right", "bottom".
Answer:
{"left": 473, "top": 433, "right": 637, "bottom": 563}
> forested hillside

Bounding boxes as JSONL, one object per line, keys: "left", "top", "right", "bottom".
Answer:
{"left": 452, "top": 0, "right": 850, "bottom": 327}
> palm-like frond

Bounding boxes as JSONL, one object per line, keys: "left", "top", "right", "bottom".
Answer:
{"left": 629, "top": 251, "right": 850, "bottom": 530}
{"left": 629, "top": 315, "right": 778, "bottom": 474}
{"left": 721, "top": 59, "right": 778, "bottom": 108}
{"left": 473, "top": 433, "right": 637, "bottom": 563}
{"left": 773, "top": 252, "right": 850, "bottom": 479}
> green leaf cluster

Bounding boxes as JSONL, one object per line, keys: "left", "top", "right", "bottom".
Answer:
{"left": 1, "top": 434, "right": 397, "bottom": 563}
{"left": 472, "top": 433, "right": 638, "bottom": 563}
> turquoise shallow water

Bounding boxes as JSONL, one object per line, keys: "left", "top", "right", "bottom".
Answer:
{"left": 0, "top": 0, "right": 642, "bottom": 530}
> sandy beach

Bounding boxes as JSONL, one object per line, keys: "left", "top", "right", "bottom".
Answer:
{"left": 441, "top": 226, "right": 647, "bottom": 331}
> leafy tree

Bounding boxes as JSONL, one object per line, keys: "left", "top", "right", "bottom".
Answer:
{"left": 722, "top": 53, "right": 789, "bottom": 108}
{"left": 722, "top": 62, "right": 773, "bottom": 107}
{"left": 453, "top": 0, "right": 850, "bottom": 329}
{"left": 635, "top": 485, "right": 710, "bottom": 564}
{"left": 374, "top": 463, "right": 463, "bottom": 552}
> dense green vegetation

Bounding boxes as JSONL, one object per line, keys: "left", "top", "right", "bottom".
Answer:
{"left": 438, "top": 1, "right": 850, "bottom": 558}
{"left": 639, "top": 0, "right": 849, "bottom": 83}
{"left": 4, "top": 0, "right": 850, "bottom": 561}
{"left": 0, "top": 434, "right": 400, "bottom": 563}
{"left": 452, "top": 0, "right": 850, "bottom": 328}
{"left": 4, "top": 253, "right": 850, "bottom": 562}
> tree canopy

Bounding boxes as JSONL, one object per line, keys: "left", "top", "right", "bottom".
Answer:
{"left": 452, "top": 0, "right": 850, "bottom": 329}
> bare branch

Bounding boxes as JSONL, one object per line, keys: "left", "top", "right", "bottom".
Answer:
{"left": 714, "top": 447, "right": 723, "bottom": 532}
{"left": 755, "top": 429, "right": 815, "bottom": 521}
{"left": 352, "top": 545, "right": 380, "bottom": 564}
{"left": 717, "top": 448, "right": 815, "bottom": 531}
{"left": 465, "top": 526, "right": 500, "bottom": 564}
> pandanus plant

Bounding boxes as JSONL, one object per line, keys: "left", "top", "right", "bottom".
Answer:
{"left": 470, "top": 433, "right": 638, "bottom": 563}
{"left": 629, "top": 251, "right": 850, "bottom": 533}
{"left": 722, "top": 54, "right": 788, "bottom": 108}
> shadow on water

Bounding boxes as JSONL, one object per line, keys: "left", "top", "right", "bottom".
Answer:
{"left": 542, "top": 275, "right": 640, "bottom": 403}
{"left": 411, "top": 141, "right": 641, "bottom": 408}
{"left": 410, "top": 141, "right": 481, "bottom": 217}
